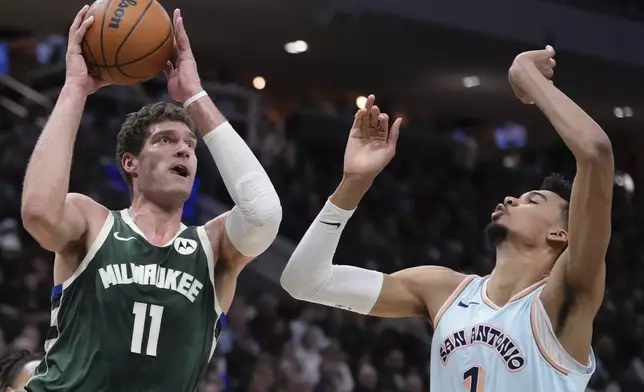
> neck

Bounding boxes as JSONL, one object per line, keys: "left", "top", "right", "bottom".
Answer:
{"left": 129, "top": 195, "right": 184, "bottom": 245}
{"left": 487, "top": 242, "right": 552, "bottom": 306}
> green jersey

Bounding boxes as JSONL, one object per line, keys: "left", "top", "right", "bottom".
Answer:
{"left": 26, "top": 209, "right": 223, "bottom": 392}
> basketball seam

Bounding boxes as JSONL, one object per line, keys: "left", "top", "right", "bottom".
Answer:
{"left": 113, "top": 0, "right": 153, "bottom": 66}
{"left": 84, "top": 24, "right": 172, "bottom": 69}
{"left": 100, "top": 0, "right": 117, "bottom": 83}
{"left": 82, "top": 37, "right": 101, "bottom": 79}
{"left": 114, "top": 24, "right": 172, "bottom": 80}
{"left": 114, "top": 26, "right": 172, "bottom": 78}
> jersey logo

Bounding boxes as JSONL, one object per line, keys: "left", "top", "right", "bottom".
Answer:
{"left": 174, "top": 237, "right": 198, "bottom": 255}
{"left": 114, "top": 232, "right": 136, "bottom": 241}
{"left": 439, "top": 324, "right": 526, "bottom": 371}
{"left": 458, "top": 300, "right": 480, "bottom": 308}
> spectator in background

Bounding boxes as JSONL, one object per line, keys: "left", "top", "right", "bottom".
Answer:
{"left": 0, "top": 350, "right": 41, "bottom": 391}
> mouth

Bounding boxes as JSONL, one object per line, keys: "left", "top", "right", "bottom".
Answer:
{"left": 491, "top": 204, "right": 506, "bottom": 221}
{"left": 169, "top": 164, "right": 190, "bottom": 178}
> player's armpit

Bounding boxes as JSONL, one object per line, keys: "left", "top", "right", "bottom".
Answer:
{"left": 371, "top": 266, "right": 468, "bottom": 320}
{"left": 203, "top": 213, "right": 254, "bottom": 275}
{"left": 22, "top": 192, "right": 101, "bottom": 253}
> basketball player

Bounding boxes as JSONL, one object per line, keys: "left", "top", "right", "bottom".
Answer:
{"left": 281, "top": 45, "right": 613, "bottom": 391}
{"left": 0, "top": 350, "right": 41, "bottom": 392}
{"left": 20, "top": 6, "right": 281, "bottom": 392}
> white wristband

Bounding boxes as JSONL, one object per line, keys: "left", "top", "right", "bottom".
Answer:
{"left": 183, "top": 91, "right": 208, "bottom": 109}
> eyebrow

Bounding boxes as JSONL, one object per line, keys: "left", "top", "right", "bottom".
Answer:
{"left": 528, "top": 191, "right": 548, "bottom": 201}
{"left": 154, "top": 129, "right": 197, "bottom": 143}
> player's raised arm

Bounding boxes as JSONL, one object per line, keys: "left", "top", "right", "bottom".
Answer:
{"left": 21, "top": 6, "right": 109, "bottom": 253}
{"left": 508, "top": 46, "right": 613, "bottom": 360}
{"left": 164, "top": 9, "right": 281, "bottom": 269}
{"left": 281, "top": 95, "right": 466, "bottom": 319}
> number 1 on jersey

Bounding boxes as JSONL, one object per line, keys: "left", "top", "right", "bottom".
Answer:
{"left": 463, "top": 366, "right": 485, "bottom": 392}
{"left": 131, "top": 302, "right": 164, "bottom": 356}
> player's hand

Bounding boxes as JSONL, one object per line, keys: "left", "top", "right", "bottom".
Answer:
{"left": 343, "top": 95, "right": 402, "bottom": 182}
{"left": 65, "top": 5, "right": 110, "bottom": 96}
{"left": 509, "top": 45, "right": 556, "bottom": 104}
{"left": 164, "top": 9, "right": 203, "bottom": 103}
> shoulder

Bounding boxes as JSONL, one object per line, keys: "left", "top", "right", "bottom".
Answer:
{"left": 66, "top": 193, "right": 111, "bottom": 247}
{"left": 66, "top": 193, "right": 109, "bottom": 221}
{"left": 390, "top": 266, "right": 474, "bottom": 320}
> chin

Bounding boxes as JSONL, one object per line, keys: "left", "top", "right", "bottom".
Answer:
{"left": 485, "top": 221, "right": 509, "bottom": 247}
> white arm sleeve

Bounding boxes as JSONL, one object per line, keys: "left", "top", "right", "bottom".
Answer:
{"left": 280, "top": 199, "right": 384, "bottom": 315}
{"left": 203, "top": 122, "right": 282, "bottom": 257}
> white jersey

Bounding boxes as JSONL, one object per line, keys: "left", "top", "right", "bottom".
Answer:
{"left": 430, "top": 275, "right": 595, "bottom": 392}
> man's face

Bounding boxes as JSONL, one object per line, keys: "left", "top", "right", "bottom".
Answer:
{"left": 124, "top": 121, "right": 198, "bottom": 205}
{"left": 486, "top": 190, "right": 568, "bottom": 248}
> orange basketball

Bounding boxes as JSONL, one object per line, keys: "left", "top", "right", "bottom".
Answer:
{"left": 81, "top": 0, "right": 174, "bottom": 86}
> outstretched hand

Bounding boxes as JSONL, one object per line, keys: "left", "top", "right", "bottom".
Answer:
{"left": 65, "top": 5, "right": 110, "bottom": 95}
{"left": 343, "top": 95, "right": 403, "bottom": 181}
{"left": 509, "top": 45, "right": 557, "bottom": 104}
{"left": 164, "top": 9, "right": 203, "bottom": 103}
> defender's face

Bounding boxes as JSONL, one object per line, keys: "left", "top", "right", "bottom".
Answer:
{"left": 491, "top": 190, "right": 567, "bottom": 246}
{"left": 128, "top": 121, "right": 198, "bottom": 203}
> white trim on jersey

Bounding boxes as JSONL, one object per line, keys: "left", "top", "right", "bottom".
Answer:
{"left": 196, "top": 225, "right": 223, "bottom": 362}
{"left": 120, "top": 209, "right": 187, "bottom": 248}
{"left": 63, "top": 212, "right": 115, "bottom": 290}
{"left": 531, "top": 295, "right": 595, "bottom": 375}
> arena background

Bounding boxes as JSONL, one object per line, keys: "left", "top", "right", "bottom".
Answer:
{"left": 1, "top": 0, "right": 643, "bottom": 391}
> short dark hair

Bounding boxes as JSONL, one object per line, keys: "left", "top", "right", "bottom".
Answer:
{"left": 0, "top": 350, "right": 41, "bottom": 390}
{"left": 115, "top": 102, "right": 192, "bottom": 188}
{"left": 540, "top": 173, "right": 572, "bottom": 228}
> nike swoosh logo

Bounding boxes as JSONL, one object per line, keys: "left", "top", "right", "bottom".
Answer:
{"left": 113, "top": 232, "right": 136, "bottom": 241}
{"left": 457, "top": 300, "right": 479, "bottom": 308}
{"left": 320, "top": 221, "right": 341, "bottom": 228}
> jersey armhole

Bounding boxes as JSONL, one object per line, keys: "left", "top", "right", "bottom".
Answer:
{"left": 61, "top": 212, "right": 114, "bottom": 290}
{"left": 530, "top": 296, "right": 595, "bottom": 376}
{"left": 433, "top": 275, "right": 477, "bottom": 328}
{"left": 196, "top": 226, "right": 223, "bottom": 316}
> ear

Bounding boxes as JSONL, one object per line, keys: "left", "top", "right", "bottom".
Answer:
{"left": 121, "top": 152, "right": 139, "bottom": 179}
{"left": 546, "top": 228, "right": 568, "bottom": 248}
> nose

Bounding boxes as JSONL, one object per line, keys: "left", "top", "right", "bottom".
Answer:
{"left": 504, "top": 196, "right": 518, "bottom": 207}
{"left": 174, "top": 143, "right": 191, "bottom": 159}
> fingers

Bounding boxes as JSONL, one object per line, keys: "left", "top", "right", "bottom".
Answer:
{"left": 387, "top": 118, "right": 403, "bottom": 146}
{"left": 352, "top": 108, "right": 367, "bottom": 130}
{"left": 364, "top": 94, "right": 375, "bottom": 111}
{"left": 173, "top": 9, "right": 192, "bottom": 53}
{"left": 163, "top": 61, "right": 175, "bottom": 79}
{"left": 69, "top": 5, "right": 90, "bottom": 40}
{"left": 370, "top": 105, "right": 381, "bottom": 129}
{"left": 72, "top": 15, "right": 95, "bottom": 47}
{"left": 378, "top": 113, "right": 389, "bottom": 133}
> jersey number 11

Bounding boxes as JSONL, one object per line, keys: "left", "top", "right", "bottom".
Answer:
{"left": 131, "top": 302, "right": 164, "bottom": 356}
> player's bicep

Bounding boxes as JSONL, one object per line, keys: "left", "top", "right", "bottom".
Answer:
{"left": 371, "top": 266, "right": 468, "bottom": 320}
{"left": 369, "top": 272, "right": 427, "bottom": 317}
{"left": 204, "top": 212, "right": 253, "bottom": 274}
{"left": 22, "top": 192, "right": 89, "bottom": 252}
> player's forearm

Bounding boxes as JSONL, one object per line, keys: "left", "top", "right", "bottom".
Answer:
{"left": 193, "top": 95, "right": 281, "bottom": 257}
{"left": 21, "top": 84, "right": 87, "bottom": 222}
{"left": 184, "top": 94, "right": 227, "bottom": 137}
{"left": 515, "top": 65, "right": 612, "bottom": 162}
{"left": 280, "top": 199, "right": 383, "bottom": 314}
{"left": 330, "top": 175, "right": 374, "bottom": 210}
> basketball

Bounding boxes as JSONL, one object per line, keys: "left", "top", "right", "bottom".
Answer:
{"left": 81, "top": 0, "right": 174, "bottom": 85}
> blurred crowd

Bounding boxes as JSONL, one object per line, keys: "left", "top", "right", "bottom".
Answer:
{"left": 0, "top": 76, "right": 644, "bottom": 392}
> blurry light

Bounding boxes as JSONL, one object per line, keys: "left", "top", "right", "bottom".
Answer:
{"left": 252, "top": 76, "right": 266, "bottom": 90}
{"left": 614, "top": 107, "right": 624, "bottom": 118}
{"left": 462, "top": 76, "right": 480, "bottom": 88}
{"left": 356, "top": 96, "right": 367, "bottom": 109}
{"left": 624, "top": 106, "right": 633, "bottom": 117}
{"left": 284, "top": 40, "right": 308, "bottom": 54}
